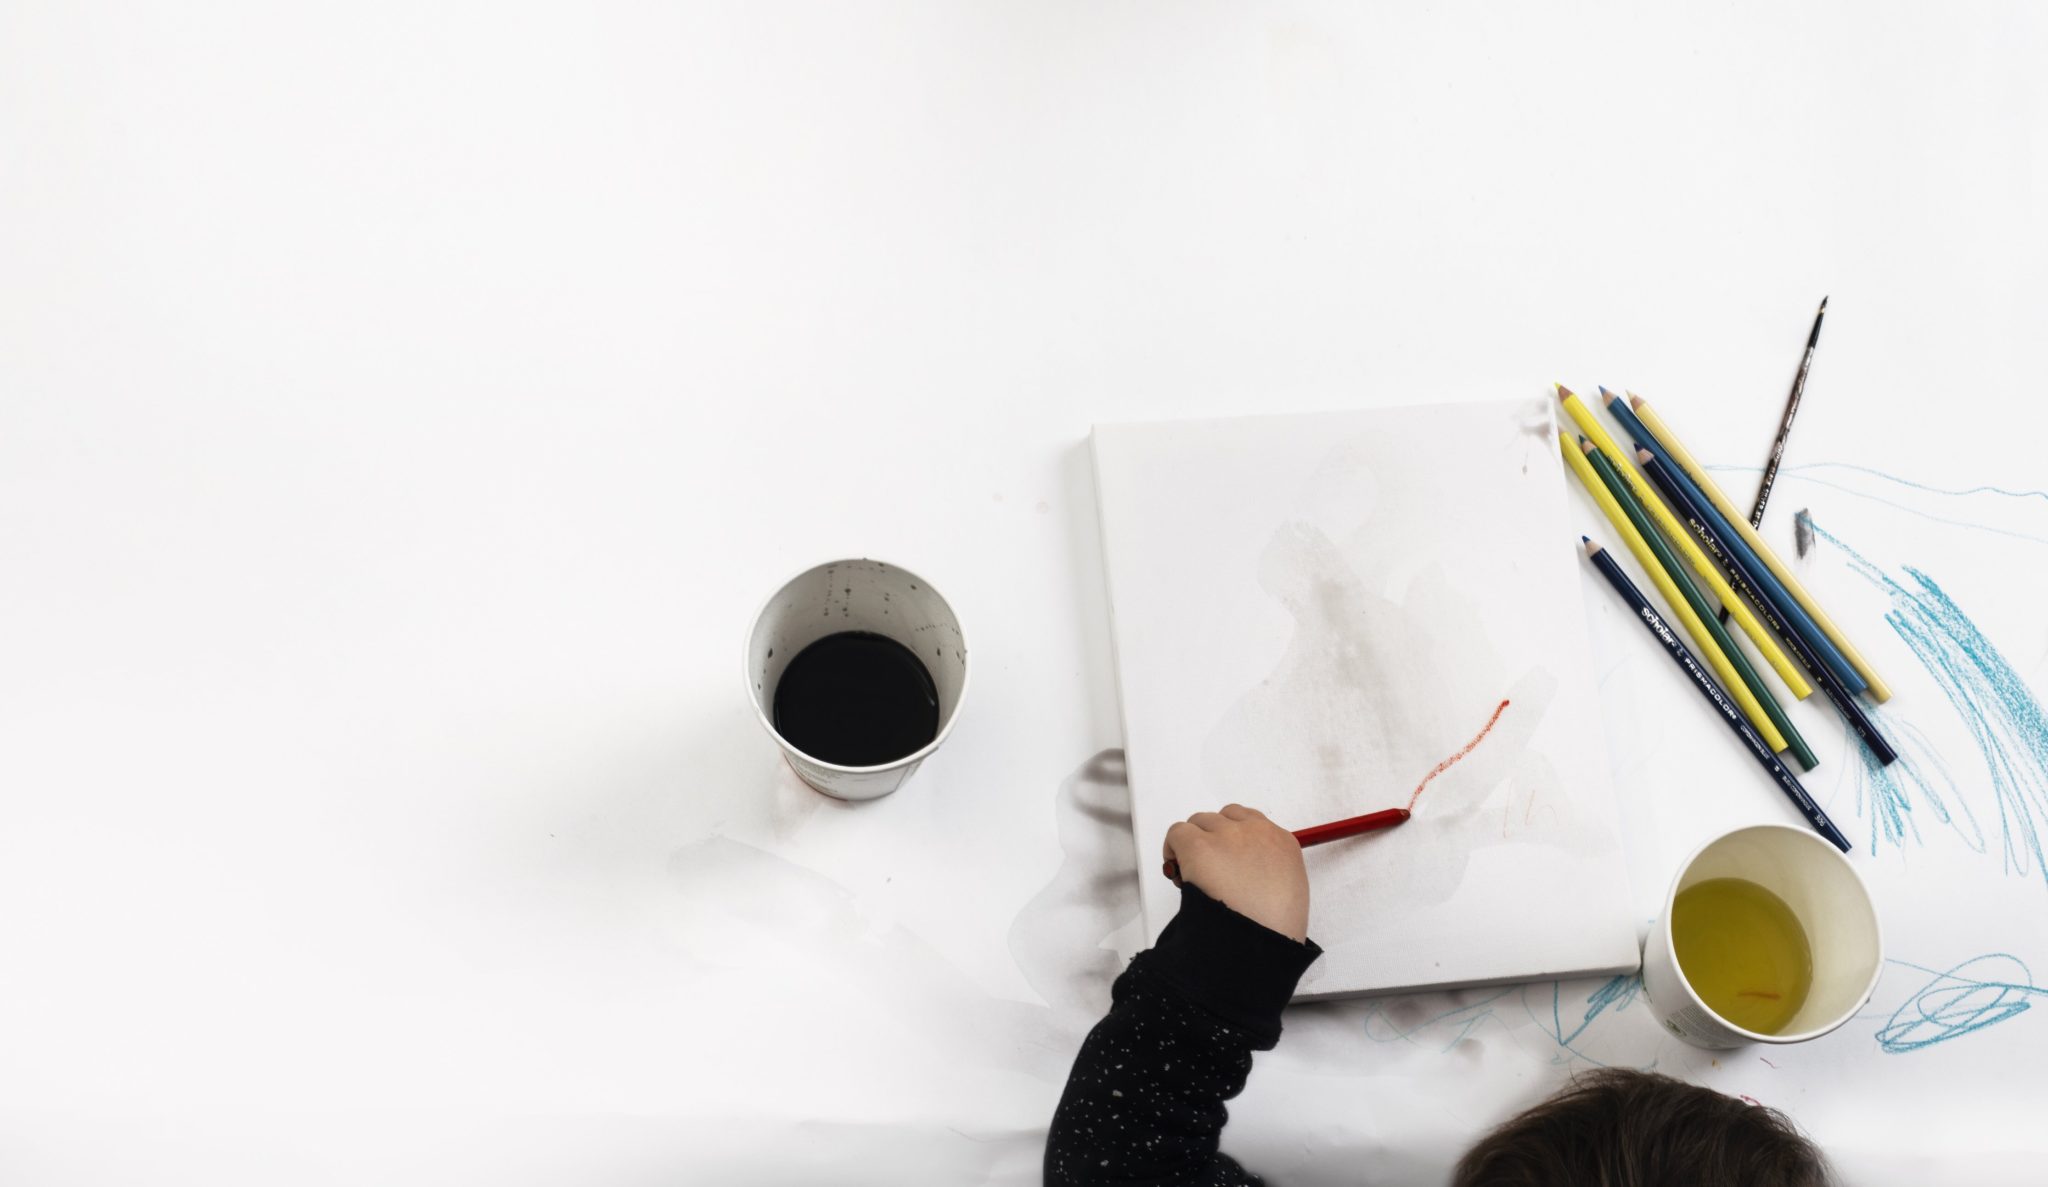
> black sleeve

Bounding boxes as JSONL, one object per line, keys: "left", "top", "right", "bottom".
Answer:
{"left": 1044, "top": 883, "right": 1324, "bottom": 1186}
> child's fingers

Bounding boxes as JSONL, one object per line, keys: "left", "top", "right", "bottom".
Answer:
{"left": 1186, "top": 811, "right": 1230, "bottom": 833}
{"left": 1163, "top": 820, "right": 1205, "bottom": 863}
{"left": 1218, "top": 803, "right": 1264, "bottom": 822}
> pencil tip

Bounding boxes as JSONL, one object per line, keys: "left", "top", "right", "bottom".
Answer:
{"left": 1581, "top": 534, "right": 1590, "bottom": 543}
{"left": 1579, "top": 437, "right": 1596, "bottom": 453}
{"left": 1637, "top": 447, "right": 1654, "bottom": 463}
{"left": 1819, "top": 296, "right": 1829, "bottom": 312}
{"left": 1628, "top": 392, "right": 1645, "bottom": 409}
{"left": 1597, "top": 386, "right": 1619, "bottom": 404}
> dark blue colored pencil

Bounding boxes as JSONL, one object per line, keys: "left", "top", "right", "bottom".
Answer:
{"left": 1636, "top": 449, "right": 1899, "bottom": 767}
{"left": 1582, "top": 536, "right": 1853, "bottom": 852}
{"left": 1602, "top": 389, "right": 1866, "bottom": 696}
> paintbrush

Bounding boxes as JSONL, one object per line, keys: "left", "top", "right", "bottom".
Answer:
{"left": 1747, "top": 296, "right": 1827, "bottom": 531}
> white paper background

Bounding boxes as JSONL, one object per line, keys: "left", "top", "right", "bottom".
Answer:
{"left": 3, "top": 2, "right": 2045, "bottom": 1183}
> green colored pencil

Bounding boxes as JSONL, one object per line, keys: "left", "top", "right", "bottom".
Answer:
{"left": 1581, "top": 439, "right": 1819, "bottom": 771}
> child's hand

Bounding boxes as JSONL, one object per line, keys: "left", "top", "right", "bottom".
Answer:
{"left": 1162, "top": 804, "right": 1310, "bottom": 942}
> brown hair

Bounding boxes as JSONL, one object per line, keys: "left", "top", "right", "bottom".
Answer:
{"left": 1451, "top": 1068, "right": 1833, "bottom": 1187}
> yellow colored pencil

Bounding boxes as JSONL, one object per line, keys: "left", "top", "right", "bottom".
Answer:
{"left": 1556, "top": 385, "right": 1812, "bottom": 701}
{"left": 1558, "top": 431, "right": 1790, "bottom": 752}
{"left": 1627, "top": 393, "right": 1894, "bottom": 703}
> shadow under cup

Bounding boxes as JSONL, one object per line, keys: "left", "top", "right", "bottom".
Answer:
{"left": 1641, "top": 824, "right": 1883, "bottom": 1049}
{"left": 744, "top": 559, "right": 968, "bottom": 801}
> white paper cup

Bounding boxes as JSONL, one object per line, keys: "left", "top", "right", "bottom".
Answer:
{"left": 743, "top": 559, "right": 968, "bottom": 801}
{"left": 1640, "top": 824, "right": 1882, "bottom": 1049}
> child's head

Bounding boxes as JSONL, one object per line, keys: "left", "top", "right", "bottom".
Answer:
{"left": 1452, "top": 1068, "right": 1832, "bottom": 1187}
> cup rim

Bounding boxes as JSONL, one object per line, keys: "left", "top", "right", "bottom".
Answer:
{"left": 741, "top": 556, "right": 971, "bottom": 774}
{"left": 1658, "top": 823, "right": 1884, "bottom": 1045}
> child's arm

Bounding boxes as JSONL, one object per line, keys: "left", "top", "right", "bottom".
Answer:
{"left": 1045, "top": 805, "right": 1322, "bottom": 1186}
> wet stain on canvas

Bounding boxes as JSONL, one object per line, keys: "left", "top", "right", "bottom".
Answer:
{"left": 1202, "top": 520, "right": 1605, "bottom": 910}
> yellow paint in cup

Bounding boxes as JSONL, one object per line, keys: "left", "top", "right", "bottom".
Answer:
{"left": 1641, "top": 824, "right": 1881, "bottom": 1048}
{"left": 1671, "top": 878, "right": 1813, "bottom": 1035}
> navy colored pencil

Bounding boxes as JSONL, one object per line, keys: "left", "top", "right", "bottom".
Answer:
{"left": 1602, "top": 389, "right": 1865, "bottom": 696}
{"left": 1583, "top": 536, "right": 1853, "bottom": 852}
{"left": 1636, "top": 449, "right": 1899, "bottom": 767}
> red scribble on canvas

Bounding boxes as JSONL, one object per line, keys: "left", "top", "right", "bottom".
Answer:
{"left": 1407, "top": 699, "right": 1512, "bottom": 812}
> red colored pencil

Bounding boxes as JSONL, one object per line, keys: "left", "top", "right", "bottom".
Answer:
{"left": 1162, "top": 808, "right": 1410, "bottom": 883}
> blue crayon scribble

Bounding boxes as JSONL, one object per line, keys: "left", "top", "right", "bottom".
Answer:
{"left": 1361, "top": 975, "right": 1647, "bottom": 1068}
{"left": 1707, "top": 463, "right": 2048, "bottom": 546}
{"left": 1360, "top": 988, "right": 1515, "bottom": 1053}
{"left": 1543, "top": 973, "right": 1642, "bottom": 1049}
{"left": 1807, "top": 518, "right": 2048, "bottom": 885}
{"left": 1849, "top": 711, "right": 1986, "bottom": 856}
{"left": 1708, "top": 461, "right": 2048, "bottom": 505}
{"left": 1876, "top": 954, "right": 2048, "bottom": 1053}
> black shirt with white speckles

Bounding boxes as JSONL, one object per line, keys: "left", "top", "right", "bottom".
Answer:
{"left": 1044, "top": 882, "right": 1323, "bottom": 1185}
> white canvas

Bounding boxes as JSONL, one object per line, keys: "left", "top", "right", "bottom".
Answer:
{"left": 1093, "top": 397, "right": 1640, "bottom": 999}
